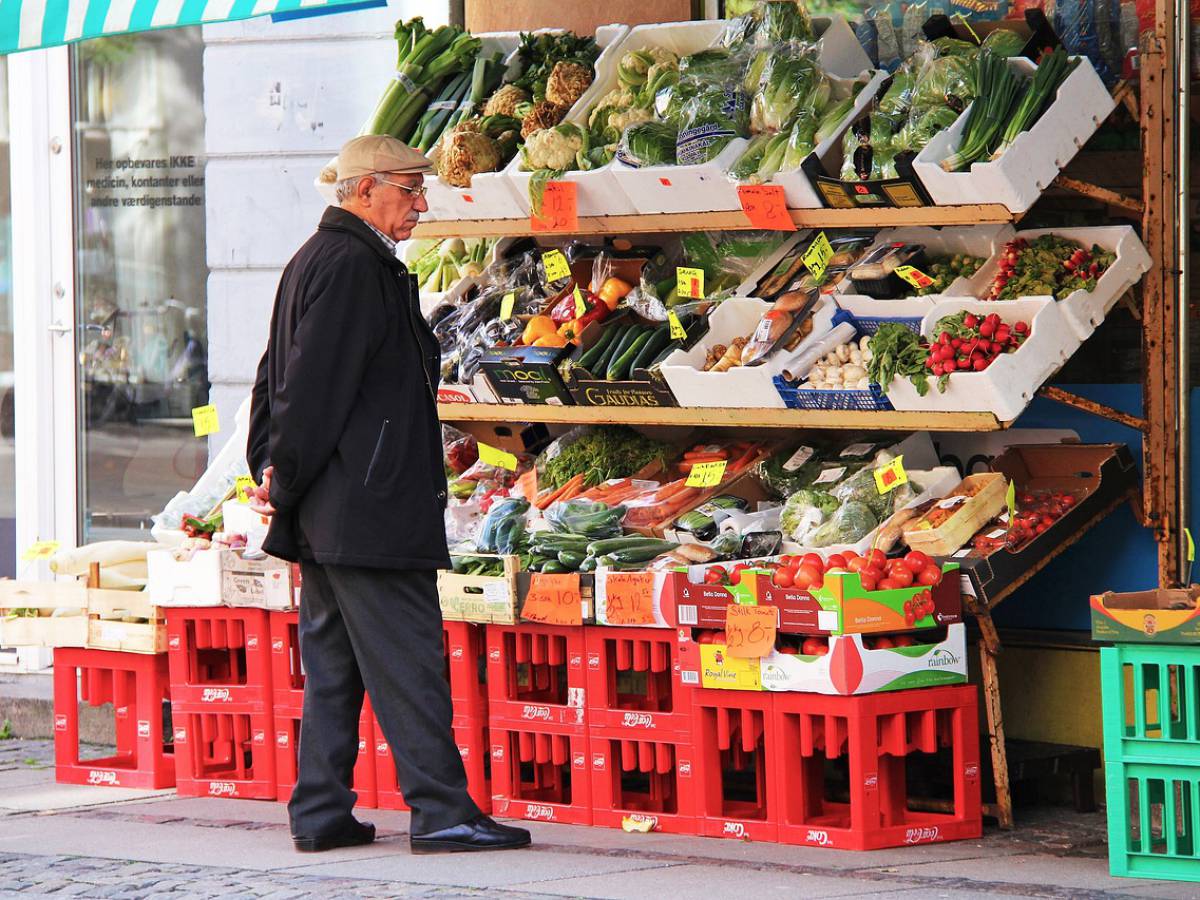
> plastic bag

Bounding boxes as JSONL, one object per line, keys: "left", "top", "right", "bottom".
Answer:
{"left": 780, "top": 489, "right": 839, "bottom": 544}
{"left": 475, "top": 498, "right": 529, "bottom": 554}
{"left": 442, "top": 425, "right": 479, "bottom": 476}
{"left": 544, "top": 498, "right": 626, "bottom": 538}
{"left": 809, "top": 500, "right": 878, "bottom": 547}
{"left": 674, "top": 81, "right": 750, "bottom": 166}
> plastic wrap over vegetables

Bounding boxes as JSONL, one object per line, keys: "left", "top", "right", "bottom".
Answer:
{"left": 475, "top": 498, "right": 529, "bottom": 554}
{"left": 780, "top": 489, "right": 839, "bottom": 544}
{"left": 748, "top": 49, "right": 827, "bottom": 134}
{"left": 808, "top": 500, "right": 877, "bottom": 547}
{"left": 616, "top": 121, "right": 678, "bottom": 167}
{"left": 674, "top": 82, "right": 750, "bottom": 165}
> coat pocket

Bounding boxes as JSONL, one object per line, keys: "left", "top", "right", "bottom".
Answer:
{"left": 364, "top": 419, "right": 392, "bottom": 488}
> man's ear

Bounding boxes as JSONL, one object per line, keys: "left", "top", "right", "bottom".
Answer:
{"left": 356, "top": 175, "right": 376, "bottom": 206}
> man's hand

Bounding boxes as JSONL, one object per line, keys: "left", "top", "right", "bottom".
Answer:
{"left": 249, "top": 466, "right": 277, "bottom": 517}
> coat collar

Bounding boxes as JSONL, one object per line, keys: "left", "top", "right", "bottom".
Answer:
{"left": 319, "top": 206, "right": 407, "bottom": 271}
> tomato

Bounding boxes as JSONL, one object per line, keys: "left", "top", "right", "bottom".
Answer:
{"left": 846, "top": 556, "right": 868, "bottom": 573}
{"left": 778, "top": 555, "right": 796, "bottom": 568}
{"left": 825, "top": 554, "right": 847, "bottom": 571}
{"left": 865, "top": 548, "right": 887, "bottom": 569}
{"left": 904, "top": 550, "right": 932, "bottom": 574}
{"left": 864, "top": 564, "right": 886, "bottom": 584}
{"left": 841, "top": 549, "right": 859, "bottom": 562}
{"left": 704, "top": 567, "right": 726, "bottom": 585}
{"left": 771, "top": 567, "right": 794, "bottom": 588}
{"left": 893, "top": 635, "right": 916, "bottom": 648}
{"left": 858, "top": 572, "right": 878, "bottom": 592}
{"left": 918, "top": 565, "right": 943, "bottom": 587}
{"left": 873, "top": 636, "right": 896, "bottom": 650}
{"left": 777, "top": 645, "right": 800, "bottom": 655}
{"left": 697, "top": 631, "right": 713, "bottom": 645}
{"left": 713, "top": 631, "right": 726, "bottom": 645}
{"left": 814, "top": 642, "right": 830, "bottom": 656}
{"left": 802, "top": 553, "right": 824, "bottom": 571}
{"left": 887, "top": 567, "right": 914, "bottom": 589}
{"left": 801, "top": 637, "right": 826, "bottom": 657}
{"left": 729, "top": 563, "right": 752, "bottom": 585}
{"left": 878, "top": 577, "right": 902, "bottom": 591}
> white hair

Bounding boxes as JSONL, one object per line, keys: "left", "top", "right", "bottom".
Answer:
{"left": 335, "top": 174, "right": 372, "bottom": 204}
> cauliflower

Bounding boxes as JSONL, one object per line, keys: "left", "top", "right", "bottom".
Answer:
{"left": 483, "top": 84, "right": 530, "bottom": 119}
{"left": 437, "top": 131, "right": 501, "bottom": 188}
{"left": 521, "top": 125, "right": 584, "bottom": 171}
{"left": 545, "top": 61, "right": 594, "bottom": 108}
{"left": 618, "top": 47, "right": 679, "bottom": 90}
{"left": 609, "top": 106, "right": 655, "bottom": 134}
{"left": 520, "top": 100, "right": 567, "bottom": 139}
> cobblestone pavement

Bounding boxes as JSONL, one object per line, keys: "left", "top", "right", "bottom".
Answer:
{"left": 0, "top": 738, "right": 57, "bottom": 770}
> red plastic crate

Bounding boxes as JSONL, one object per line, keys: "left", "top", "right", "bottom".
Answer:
{"left": 486, "top": 623, "right": 586, "bottom": 731}
{"left": 274, "top": 707, "right": 376, "bottom": 807}
{"left": 269, "top": 610, "right": 303, "bottom": 715}
{"left": 773, "top": 685, "right": 982, "bottom": 850}
{"left": 585, "top": 627, "right": 692, "bottom": 740}
{"left": 172, "top": 708, "right": 277, "bottom": 800}
{"left": 589, "top": 734, "right": 699, "bottom": 834}
{"left": 374, "top": 715, "right": 491, "bottom": 813}
{"left": 691, "top": 688, "right": 779, "bottom": 842}
{"left": 167, "top": 607, "right": 273, "bottom": 711}
{"left": 52, "top": 648, "right": 175, "bottom": 789}
{"left": 490, "top": 723, "right": 591, "bottom": 826}
{"left": 445, "top": 620, "right": 488, "bottom": 730}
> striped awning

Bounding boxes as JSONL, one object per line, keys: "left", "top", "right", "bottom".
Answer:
{"left": 0, "top": 0, "right": 378, "bottom": 55}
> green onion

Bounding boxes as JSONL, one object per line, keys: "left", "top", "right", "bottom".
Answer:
{"left": 940, "top": 51, "right": 1023, "bottom": 172}
{"left": 989, "top": 47, "right": 1074, "bottom": 160}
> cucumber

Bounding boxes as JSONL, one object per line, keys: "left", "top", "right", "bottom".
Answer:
{"left": 608, "top": 329, "right": 653, "bottom": 381}
{"left": 650, "top": 339, "right": 683, "bottom": 367}
{"left": 586, "top": 536, "right": 666, "bottom": 555}
{"left": 579, "top": 555, "right": 598, "bottom": 572}
{"left": 630, "top": 326, "right": 670, "bottom": 373}
{"left": 576, "top": 324, "right": 619, "bottom": 372}
{"left": 594, "top": 324, "right": 635, "bottom": 374}
{"left": 539, "top": 560, "right": 569, "bottom": 574}
{"left": 609, "top": 541, "right": 679, "bottom": 563}
{"left": 600, "top": 325, "right": 640, "bottom": 376}
{"left": 557, "top": 550, "right": 586, "bottom": 568}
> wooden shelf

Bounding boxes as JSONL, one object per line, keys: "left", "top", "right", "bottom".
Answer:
{"left": 411, "top": 204, "right": 1017, "bottom": 239}
{"left": 437, "top": 403, "right": 1009, "bottom": 432}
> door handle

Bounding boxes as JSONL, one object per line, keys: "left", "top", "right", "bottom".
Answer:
{"left": 47, "top": 322, "right": 71, "bottom": 334}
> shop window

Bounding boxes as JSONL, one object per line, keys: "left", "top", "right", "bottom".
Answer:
{"left": 71, "top": 29, "right": 208, "bottom": 541}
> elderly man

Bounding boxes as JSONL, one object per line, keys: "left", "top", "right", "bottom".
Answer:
{"left": 247, "top": 135, "right": 530, "bottom": 855}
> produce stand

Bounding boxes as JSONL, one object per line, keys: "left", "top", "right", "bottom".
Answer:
{"left": 406, "top": 0, "right": 1189, "bottom": 834}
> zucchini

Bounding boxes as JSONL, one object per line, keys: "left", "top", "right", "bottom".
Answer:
{"left": 586, "top": 536, "right": 667, "bottom": 555}
{"left": 600, "top": 325, "right": 640, "bottom": 376}
{"left": 557, "top": 550, "right": 586, "bottom": 568}
{"left": 594, "top": 323, "right": 635, "bottom": 373}
{"left": 608, "top": 329, "right": 653, "bottom": 381}
{"left": 579, "top": 555, "right": 598, "bottom": 572}
{"left": 630, "top": 326, "right": 671, "bottom": 373}
{"left": 576, "top": 324, "right": 619, "bottom": 372}
{"left": 650, "top": 338, "right": 682, "bottom": 368}
{"left": 609, "top": 541, "right": 679, "bottom": 564}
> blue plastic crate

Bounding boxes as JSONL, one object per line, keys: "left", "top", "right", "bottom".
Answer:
{"left": 847, "top": 315, "right": 923, "bottom": 335}
{"left": 773, "top": 376, "right": 895, "bottom": 411}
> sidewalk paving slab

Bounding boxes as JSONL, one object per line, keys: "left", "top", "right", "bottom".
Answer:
{"left": 0, "top": 783, "right": 173, "bottom": 813}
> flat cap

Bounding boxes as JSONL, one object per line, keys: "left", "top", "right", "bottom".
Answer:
{"left": 335, "top": 134, "right": 434, "bottom": 180}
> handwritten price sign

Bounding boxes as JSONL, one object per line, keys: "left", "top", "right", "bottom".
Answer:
{"left": 802, "top": 232, "right": 834, "bottom": 280}
{"left": 737, "top": 184, "right": 796, "bottom": 231}
{"left": 531, "top": 181, "right": 579, "bottom": 233}
{"left": 602, "top": 572, "right": 656, "bottom": 626}
{"left": 725, "top": 604, "right": 777, "bottom": 658}
{"left": 191, "top": 404, "right": 220, "bottom": 437}
{"left": 479, "top": 442, "right": 518, "bottom": 472}
{"left": 542, "top": 249, "right": 571, "bottom": 283}
{"left": 668, "top": 311, "right": 688, "bottom": 341}
{"left": 685, "top": 459, "right": 727, "bottom": 489}
{"left": 521, "top": 573, "right": 583, "bottom": 626}
{"left": 675, "top": 267, "right": 705, "bottom": 300}
{"left": 22, "top": 540, "right": 60, "bottom": 562}
{"left": 235, "top": 475, "right": 257, "bottom": 504}
{"left": 873, "top": 455, "right": 908, "bottom": 495}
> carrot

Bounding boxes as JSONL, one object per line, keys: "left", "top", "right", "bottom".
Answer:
{"left": 536, "top": 473, "right": 584, "bottom": 510}
{"left": 555, "top": 473, "right": 587, "bottom": 503}
{"left": 653, "top": 479, "right": 689, "bottom": 502}
{"left": 683, "top": 448, "right": 728, "bottom": 460}
{"left": 727, "top": 445, "right": 761, "bottom": 473}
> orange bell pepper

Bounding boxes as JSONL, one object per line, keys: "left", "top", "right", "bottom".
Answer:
{"left": 533, "top": 333, "right": 568, "bottom": 348}
{"left": 598, "top": 277, "right": 633, "bottom": 311}
{"left": 557, "top": 319, "right": 582, "bottom": 343}
{"left": 521, "top": 315, "right": 557, "bottom": 346}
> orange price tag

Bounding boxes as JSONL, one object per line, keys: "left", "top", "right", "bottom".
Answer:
{"left": 737, "top": 184, "right": 796, "bottom": 231}
{"left": 603, "top": 572, "right": 656, "bottom": 626}
{"left": 724, "top": 604, "right": 777, "bottom": 658}
{"left": 531, "top": 181, "right": 579, "bottom": 233}
{"left": 521, "top": 572, "right": 583, "bottom": 626}
{"left": 517, "top": 469, "right": 538, "bottom": 504}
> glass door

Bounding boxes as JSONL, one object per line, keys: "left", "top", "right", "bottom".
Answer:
{"left": 0, "top": 60, "right": 15, "bottom": 577}
{"left": 70, "top": 30, "right": 210, "bottom": 542}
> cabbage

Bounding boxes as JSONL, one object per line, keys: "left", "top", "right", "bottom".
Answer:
{"left": 617, "top": 121, "right": 678, "bottom": 167}
{"left": 780, "top": 489, "right": 840, "bottom": 544}
{"left": 750, "top": 53, "right": 821, "bottom": 134}
{"left": 912, "top": 55, "right": 977, "bottom": 109}
{"left": 932, "top": 37, "right": 982, "bottom": 58}
{"left": 809, "top": 500, "right": 877, "bottom": 547}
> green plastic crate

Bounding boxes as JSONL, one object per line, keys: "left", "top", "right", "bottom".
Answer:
{"left": 1101, "top": 644, "right": 1200, "bottom": 765}
{"left": 1106, "top": 759, "right": 1200, "bottom": 882}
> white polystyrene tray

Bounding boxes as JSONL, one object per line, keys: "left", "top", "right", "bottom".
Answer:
{"left": 605, "top": 16, "right": 872, "bottom": 215}
{"left": 660, "top": 296, "right": 837, "bottom": 408}
{"left": 400, "top": 236, "right": 506, "bottom": 311}
{"left": 834, "top": 225, "right": 1014, "bottom": 321}
{"left": 911, "top": 56, "right": 1116, "bottom": 214}
{"left": 884, "top": 296, "right": 1080, "bottom": 422}
{"left": 971, "top": 225, "right": 1151, "bottom": 341}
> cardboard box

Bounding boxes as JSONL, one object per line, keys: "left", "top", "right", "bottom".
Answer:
{"left": 437, "top": 555, "right": 522, "bottom": 624}
{"left": 1090, "top": 588, "right": 1200, "bottom": 644}
{"left": 563, "top": 309, "right": 683, "bottom": 409}
{"left": 465, "top": 0, "right": 696, "bottom": 34}
{"left": 954, "top": 444, "right": 1139, "bottom": 607}
{"left": 676, "top": 629, "right": 763, "bottom": 691}
{"left": 759, "top": 624, "right": 968, "bottom": 695}
{"left": 479, "top": 344, "right": 576, "bottom": 406}
{"left": 222, "top": 554, "right": 294, "bottom": 611}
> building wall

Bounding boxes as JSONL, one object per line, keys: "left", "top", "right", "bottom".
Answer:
{"left": 201, "top": 0, "right": 448, "bottom": 439}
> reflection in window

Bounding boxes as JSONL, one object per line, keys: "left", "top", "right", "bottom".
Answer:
{"left": 72, "top": 30, "right": 209, "bottom": 542}
{"left": 0, "top": 60, "right": 14, "bottom": 576}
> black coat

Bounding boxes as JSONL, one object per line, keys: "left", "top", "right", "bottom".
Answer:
{"left": 247, "top": 206, "right": 450, "bottom": 569}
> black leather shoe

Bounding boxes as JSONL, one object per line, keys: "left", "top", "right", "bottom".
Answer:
{"left": 411, "top": 814, "right": 532, "bottom": 854}
{"left": 293, "top": 819, "right": 376, "bottom": 853}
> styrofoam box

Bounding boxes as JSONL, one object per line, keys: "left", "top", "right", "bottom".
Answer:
{"left": 607, "top": 16, "right": 873, "bottom": 216}
{"left": 425, "top": 24, "right": 629, "bottom": 221}
{"left": 912, "top": 56, "right": 1116, "bottom": 213}
{"left": 834, "top": 225, "right": 1014, "bottom": 321}
{"left": 148, "top": 548, "right": 225, "bottom": 607}
{"left": 660, "top": 296, "right": 837, "bottom": 408}
{"left": 399, "top": 237, "right": 508, "bottom": 312}
{"left": 971, "top": 226, "right": 1151, "bottom": 342}
{"left": 313, "top": 27, "right": 629, "bottom": 218}
{"left": 770, "top": 68, "right": 886, "bottom": 208}
{"left": 885, "top": 297, "right": 1080, "bottom": 422}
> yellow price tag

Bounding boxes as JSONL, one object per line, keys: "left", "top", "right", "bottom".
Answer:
{"left": 1187, "top": 528, "right": 1195, "bottom": 563}
{"left": 1006, "top": 481, "right": 1017, "bottom": 519}
{"left": 894, "top": 265, "right": 936, "bottom": 290}
{"left": 192, "top": 404, "right": 220, "bottom": 437}
{"left": 676, "top": 267, "right": 705, "bottom": 300}
{"left": 22, "top": 540, "right": 60, "bottom": 562}
{"left": 542, "top": 249, "right": 570, "bottom": 283}
{"left": 668, "top": 311, "right": 688, "bottom": 341}
{"left": 235, "top": 475, "right": 257, "bottom": 504}
{"left": 686, "top": 459, "right": 727, "bottom": 489}
{"left": 802, "top": 232, "right": 834, "bottom": 280}
{"left": 500, "top": 292, "right": 516, "bottom": 320}
{"left": 574, "top": 285, "right": 586, "bottom": 318}
{"left": 873, "top": 455, "right": 907, "bottom": 494}
{"left": 478, "top": 442, "right": 518, "bottom": 472}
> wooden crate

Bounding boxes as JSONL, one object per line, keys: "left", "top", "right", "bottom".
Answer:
{"left": 86, "top": 589, "right": 167, "bottom": 655}
{"left": 0, "top": 580, "right": 88, "bottom": 649}
{"left": 438, "top": 555, "right": 522, "bottom": 624}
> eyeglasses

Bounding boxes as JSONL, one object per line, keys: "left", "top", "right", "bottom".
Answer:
{"left": 374, "top": 176, "right": 428, "bottom": 199}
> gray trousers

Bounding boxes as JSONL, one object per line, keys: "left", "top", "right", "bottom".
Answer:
{"left": 288, "top": 562, "right": 480, "bottom": 837}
